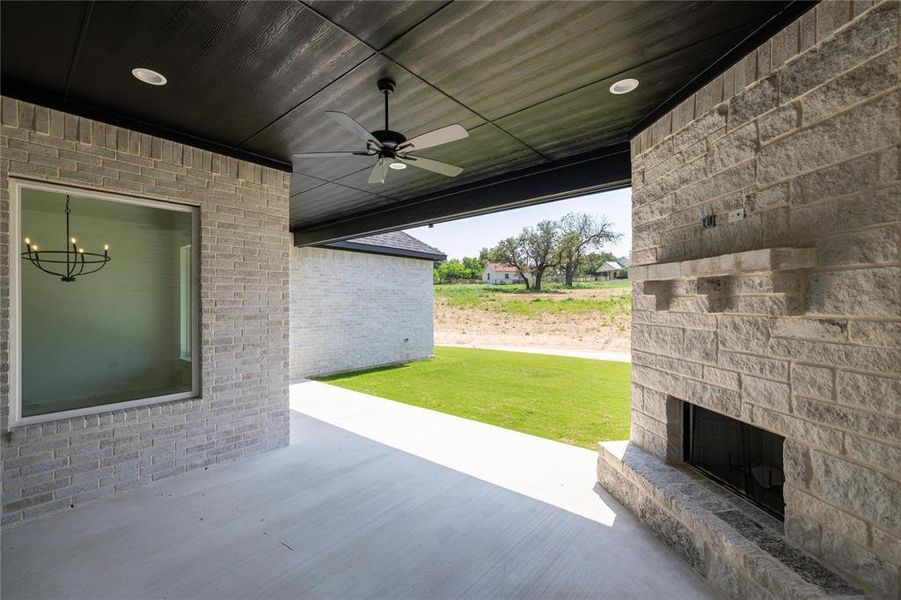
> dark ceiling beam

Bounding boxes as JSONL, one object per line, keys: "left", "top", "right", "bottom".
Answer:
{"left": 1, "top": 81, "right": 294, "bottom": 171}
{"left": 293, "top": 142, "right": 630, "bottom": 246}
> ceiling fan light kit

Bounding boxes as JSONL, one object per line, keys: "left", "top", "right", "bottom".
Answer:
{"left": 293, "top": 78, "right": 469, "bottom": 184}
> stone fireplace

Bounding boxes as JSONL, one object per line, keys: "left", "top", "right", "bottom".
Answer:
{"left": 683, "top": 401, "right": 786, "bottom": 519}
{"left": 596, "top": 1, "right": 899, "bottom": 598}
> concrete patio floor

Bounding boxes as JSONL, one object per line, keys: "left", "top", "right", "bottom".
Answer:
{"left": 1, "top": 382, "right": 713, "bottom": 599}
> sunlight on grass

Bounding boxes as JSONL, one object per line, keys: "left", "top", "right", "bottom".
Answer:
{"left": 434, "top": 280, "right": 631, "bottom": 301}
{"left": 434, "top": 282, "right": 632, "bottom": 328}
{"left": 492, "top": 294, "right": 631, "bottom": 317}
{"left": 317, "top": 346, "right": 631, "bottom": 449}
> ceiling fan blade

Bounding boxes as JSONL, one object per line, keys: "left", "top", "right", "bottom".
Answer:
{"left": 325, "top": 111, "right": 379, "bottom": 146}
{"left": 403, "top": 124, "right": 468, "bottom": 151}
{"left": 403, "top": 155, "right": 463, "bottom": 177}
{"left": 368, "top": 158, "right": 389, "bottom": 184}
{"left": 292, "top": 151, "right": 372, "bottom": 159}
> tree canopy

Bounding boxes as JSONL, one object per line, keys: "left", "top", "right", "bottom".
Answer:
{"left": 556, "top": 213, "right": 621, "bottom": 286}
{"left": 433, "top": 256, "right": 486, "bottom": 282}
{"left": 484, "top": 212, "right": 622, "bottom": 290}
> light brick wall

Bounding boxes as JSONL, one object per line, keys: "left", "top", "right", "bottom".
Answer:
{"left": 290, "top": 246, "right": 434, "bottom": 378}
{"left": 0, "top": 98, "right": 292, "bottom": 524}
{"left": 628, "top": 1, "right": 899, "bottom": 595}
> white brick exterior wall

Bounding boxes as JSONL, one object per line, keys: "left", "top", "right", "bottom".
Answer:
{"left": 0, "top": 99, "right": 291, "bottom": 524}
{"left": 290, "top": 246, "right": 434, "bottom": 378}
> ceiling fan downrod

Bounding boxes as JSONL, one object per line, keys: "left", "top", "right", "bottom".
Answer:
{"left": 378, "top": 78, "right": 395, "bottom": 133}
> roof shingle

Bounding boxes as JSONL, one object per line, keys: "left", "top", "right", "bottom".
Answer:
{"left": 323, "top": 231, "right": 446, "bottom": 261}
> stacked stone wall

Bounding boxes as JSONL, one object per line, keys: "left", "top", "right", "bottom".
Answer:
{"left": 625, "top": 1, "right": 899, "bottom": 595}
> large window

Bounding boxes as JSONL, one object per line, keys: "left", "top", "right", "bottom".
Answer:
{"left": 10, "top": 180, "right": 199, "bottom": 425}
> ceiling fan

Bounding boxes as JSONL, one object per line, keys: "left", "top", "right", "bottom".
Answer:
{"left": 292, "top": 78, "right": 469, "bottom": 184}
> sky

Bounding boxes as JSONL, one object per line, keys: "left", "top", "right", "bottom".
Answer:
{"left": 405, "top": 187, "right": 632, "bottom": 260}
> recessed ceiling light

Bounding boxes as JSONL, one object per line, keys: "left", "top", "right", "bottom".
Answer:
{"left": 389, "top": 161, "right": 407, "bottom": 170}
{"left": 609, "top": 78, "right": 639, "bottom": 95}
{"left": 131, "top": 67, "right": 167, "bottom": 86}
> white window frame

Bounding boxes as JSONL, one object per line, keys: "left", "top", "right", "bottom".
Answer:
{"left": 8, "top": 178, "right": 201, "bottom": 428}
{"left": 179, "top": 244, "right": 193, "bottom": 362}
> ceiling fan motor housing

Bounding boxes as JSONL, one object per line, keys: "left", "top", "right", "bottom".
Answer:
{"left": 373, "top": 129, "right": 406, "bottom": 153}
{"left": 377, "top": 77, "right": 396, "bottom": 94}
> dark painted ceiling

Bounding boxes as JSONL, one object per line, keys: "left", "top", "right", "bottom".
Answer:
{"left": 1, "top": 0, "right": 813, "bottom": 241}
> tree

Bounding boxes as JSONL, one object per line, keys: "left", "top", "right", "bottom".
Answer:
{"left": 521, "top": 220, "right": 559, "bottom": 291}
{"left": 461, "top": 256, "right": 485, "bottom": 279}
{"left": 556, "top": 213, "right": 620, "bottom": 287}
{"left": 433, "top": 259, "right": 468, "bottom": 282}
{"left": 488, "top": 236, "right": 532, "bottom": 287}
{"left": 432, "top": 256, "right": 487, "bottom": 282}
{"left": 488, "top": 220, "right": 559, "bottom": 291}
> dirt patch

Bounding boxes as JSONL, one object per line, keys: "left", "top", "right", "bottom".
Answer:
{"left": 434, "top": 286, "right": 631, "bottom": 354}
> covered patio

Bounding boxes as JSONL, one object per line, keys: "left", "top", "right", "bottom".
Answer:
{"left": 2, "top": 0, "right": 899, "bottom": 598}
{"left": 1, "top": 382, "right": 713, "bottom": 599}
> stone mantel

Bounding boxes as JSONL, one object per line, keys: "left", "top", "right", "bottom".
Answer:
{"left": 630, "top": 247, "right": 817, "bottom": 282}
{"left": 631, "top": 247, "right": 817, "bottom": 314}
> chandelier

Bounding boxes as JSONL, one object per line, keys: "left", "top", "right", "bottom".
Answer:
{"left": 22, "top": 195, "right": 111, "bottom": 282}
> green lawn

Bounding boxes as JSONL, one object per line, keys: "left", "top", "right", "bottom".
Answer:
{"left": 434, "top": 280, "right": 631, "bottom": 302}
{"left": 433, "top": 281, "right": 632, "bottom": 330}
{"left": 494, "top": 295, "right": 631, "bottom": 318}
{"left": 317, "top": 346, "right": 631, "bottom": 449}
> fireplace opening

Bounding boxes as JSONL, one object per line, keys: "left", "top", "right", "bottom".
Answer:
{"left": 683, "top": 403, "right": 785, "bottom": 519}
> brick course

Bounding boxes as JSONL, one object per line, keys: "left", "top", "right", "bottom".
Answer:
{"left": 289, "top": 246, "right": 434, "bottom": 378}
{"left": 616, "top": 1, "right": 900, "bottom": 597}
{"left": 1, "top": 99, "right": 291, "bottom": 525}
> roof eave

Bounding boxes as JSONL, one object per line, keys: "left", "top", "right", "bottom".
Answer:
{"left": 321, "top": 240, "right": 447, "bottom": 262}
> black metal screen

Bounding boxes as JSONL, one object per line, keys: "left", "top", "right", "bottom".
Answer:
{"left": 683, "top": 403, "right": 785, "bottom": 519}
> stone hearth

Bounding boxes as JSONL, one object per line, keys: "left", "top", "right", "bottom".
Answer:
{"left": 598, "top": 442, "right": 864, "bottom": 599}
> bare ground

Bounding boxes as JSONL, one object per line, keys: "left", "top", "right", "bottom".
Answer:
{"left": 434, "top": 287, "right": 632, "bottom": 355}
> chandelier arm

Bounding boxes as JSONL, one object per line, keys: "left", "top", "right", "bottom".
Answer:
{"left": 65, "top": 196, "right": 72, "bottom": 279}
{"left": 24, "top": 254, "right": 68, "bottom": 278}
{"left": 68, "top": 245, "right": 78, "bottom": 279}
{"left": 76, "top": 260, "right": 110, "bottom": 276}
{"left": 73, "top": 253, "right": 87, "bottom": 277}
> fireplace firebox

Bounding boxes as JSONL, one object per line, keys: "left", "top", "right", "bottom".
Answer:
{"left": 683, "top": 403, "right": 786, "bottom": 519}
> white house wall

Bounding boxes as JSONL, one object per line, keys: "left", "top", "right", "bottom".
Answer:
{"left": 290, "top": 246, "right": 434, "bottom": 379}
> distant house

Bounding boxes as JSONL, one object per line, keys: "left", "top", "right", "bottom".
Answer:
{"left": 617, "top": 256, "right": 632, "bottom": 269}
{"left": 597, "top": 260, "right": 625, "bottom": 279}
{"left": 483, "top": 263, "right": 525, "bottom": 284}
